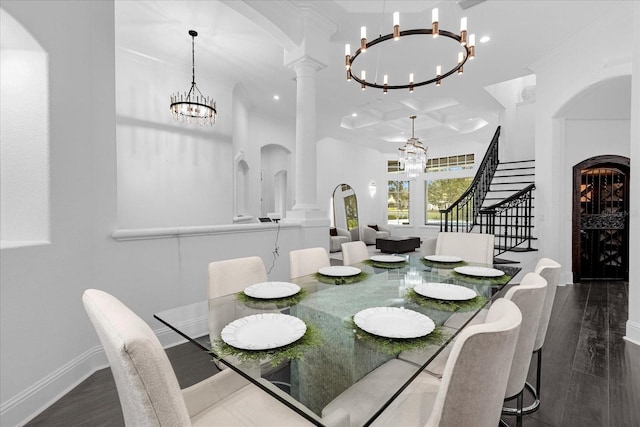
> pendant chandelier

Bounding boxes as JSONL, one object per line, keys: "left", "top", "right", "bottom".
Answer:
{"left": 398, "top": 116, "right": 428, "bottom": 180}
{"left": 345, "top": 8, "right": 475, "bottom": 92}
{"left": 170, "top": 30, "right": 216, "bottom": 126}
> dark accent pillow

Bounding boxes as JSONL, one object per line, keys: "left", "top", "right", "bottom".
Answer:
{"left": 368, "top": 224, "right": 379, "bottom": 231}
{"left": 329, "top": 227, "right": 338, "bottom": 236}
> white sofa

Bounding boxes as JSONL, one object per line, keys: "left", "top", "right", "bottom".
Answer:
{"left": 360, "top": 224, "right": 391, "bottom": 245}
{"left": 330, "top": 227, "right": 351, "bottom": 252}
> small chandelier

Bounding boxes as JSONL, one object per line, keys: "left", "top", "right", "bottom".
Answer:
{"left": 345, "top": 9, "right": 475, "bottom": 92}
{"left": 170, "top": 30, "right": 216, "bottom": 126}
{"left": 398, "top": 116, "right": 428, "bottom": 180}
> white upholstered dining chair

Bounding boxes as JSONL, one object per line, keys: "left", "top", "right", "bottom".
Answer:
{"left": 82, "top": 289, "right": 348, "bottom": 426}
{"left": 321, "top": 298, "right": 522, "bottom": 427}
{"left": 289, "top": 247, "right": 330, "bottom": 279}
{"left": 435, "top": 231, "right": 495, "bottom": 264}
{"left": 341, "top": 241, "right": 369, "bottom": 265}
{"left": 504, "top": 257, "right": 561, "bottom": 416}
{"left": 418, "top": 272, "right": 547, "bottom": 427}
{"left": 208, "top": 256, "right": 268, "bottom": 298}
{"left": 208, "top": 256, "right": 271, "bottom": 371}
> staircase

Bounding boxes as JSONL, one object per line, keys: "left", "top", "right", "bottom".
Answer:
{"left": 482, "top": 160, "right": 535, "bottom": 207}
{"left": 440, "top": 128, "right": 538, "bottom": 258}
{"left": 479, "top": 160, "right": 538, "bottom": 258}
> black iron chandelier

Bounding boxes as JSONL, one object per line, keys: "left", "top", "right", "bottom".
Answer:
{"left": 170, "top": 30, "right": 217, "bottom": 125}
{"left": 345, "top": 9, "right": 475, "bottom": 92}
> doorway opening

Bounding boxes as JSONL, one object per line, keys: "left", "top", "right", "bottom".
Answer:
{"left": 572, "top": 155, "right": 629, "bottom": 282}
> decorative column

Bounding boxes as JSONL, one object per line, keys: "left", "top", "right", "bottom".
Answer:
{"left": 289, "top": 56, "right": 324, "bottom": 212}
{"left": 281, "top": 7, "right": 336, "bottom": 227}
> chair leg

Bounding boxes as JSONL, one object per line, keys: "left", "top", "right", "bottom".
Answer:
{"left": 502, "top": 349, "right": 542, "bottom": 416}
{"left": 522, "top": 348, "right": 542, "bottom": 414}
{"left": 501, "top": 390, "right": 524, "bottom": 426}
{"left": 516, "top": 391, "right": 523, "bottom": 427}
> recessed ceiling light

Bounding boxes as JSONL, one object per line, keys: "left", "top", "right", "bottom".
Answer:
{"left": 479, "top": 35, "right": 490, "bottom": 43}
{"left": 273, "top": 94, "right": 280, "bottom": 100}
{"left": 352, "top": 113, "right": 357, "bottom": 117}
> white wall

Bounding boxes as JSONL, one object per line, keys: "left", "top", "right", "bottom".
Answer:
{"left": 116, "top": 48, "right": 235, "bottom": 228}
{"left": 0, "top": 2, "right": 113, "bottom": 424}
{"left": 317, "top": 138, "right": 384, "bottom": 232}
{"left": 532, "top": 2, "right": 635, "bottom": 285}
{"left": 0, "top": 2, "right": 320, "bottom": 425}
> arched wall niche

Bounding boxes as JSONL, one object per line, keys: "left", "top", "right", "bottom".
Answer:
{"left": 0, "top": 8, "right": 50, "bottom": 248}
{"left": 260, "top": 144, "right": 291, "bottom": 218}
{"left": 233, "top": 151, "right": 252, "bottom": 223}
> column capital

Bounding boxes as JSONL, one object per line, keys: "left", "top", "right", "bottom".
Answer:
{"left": 286, "top": 55, "right": 326, "bottom": 73}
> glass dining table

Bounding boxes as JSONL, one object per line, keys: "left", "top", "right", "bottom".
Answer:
{"left": 154, "top": 253, "right": 520, "bottom": 426}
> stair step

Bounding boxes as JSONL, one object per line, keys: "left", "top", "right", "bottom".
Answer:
{"left": 493, "top": 172, "right": 536, "bottom": 177}
{"left": 495, "top": 245, "right": 539, "bottom": 252}
{"left": 499, "top": 160, "right": 535, "bottom": 165}
{"left": 493, "top": 257, "right": 521, "bottom": 265}
{"left": 490, "top": 181, "right": 535, "bottom": 185}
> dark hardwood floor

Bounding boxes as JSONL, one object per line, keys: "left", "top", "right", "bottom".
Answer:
{"left": 26, "top": 282, "right": 639, "bottom": 426}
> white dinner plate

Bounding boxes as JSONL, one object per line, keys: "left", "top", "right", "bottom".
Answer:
{"left": 424, "top": 255, "right": 463, "bottom": 263}
{"left": 220, "top": 313, "right": 307, "bottom": 350}
{"left": 454, "top": 266, "right": 505, "bottom": 278}
{"left": 318, "top": 266, "right": 362, "bottom": 277}
{"left": 370, "top": 255, "right": 406, "bottom": 263}
{"left": 243, "top": 281, "right": 301, "bottom": 299}
{"left": 354, "top": 307, "right": 435, "bottom": 339}
{"left": 414, "top": 282, "right": 477, "bottom": 301}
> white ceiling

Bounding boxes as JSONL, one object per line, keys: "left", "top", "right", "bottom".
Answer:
{"left": 115, "top": 0, "right": 619, "bottom": 152}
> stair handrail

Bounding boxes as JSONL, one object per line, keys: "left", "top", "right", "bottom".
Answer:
{"left": 479, "top": 183, "right": 536, "bottom": 255}
{"left": 440, "top": 126, "right": 501, "bottom": 232}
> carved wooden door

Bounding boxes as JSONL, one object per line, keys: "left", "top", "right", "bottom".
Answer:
{"left": 573, "top": 157, "right": 629, "bottom": 281}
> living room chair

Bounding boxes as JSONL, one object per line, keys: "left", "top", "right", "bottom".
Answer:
{"left": 330, "top": 227, "right": 351, "bottom": 253}
{"left": 322, "top": 298, "right": 522, "bottom": 427}
{"left": 289, "top": 247, "right": 331, "bottom": 279}
{"left": 435, "top": 232, "right": 495, "bottom": 264}
{"left": 360, "top": 224, "right": 391, "bottom": 245}
{"left": 341, "top": 241, "right": 370, "bottom": 265}
{"left": 82, "top": 289, "right": 346, "bottom": 426}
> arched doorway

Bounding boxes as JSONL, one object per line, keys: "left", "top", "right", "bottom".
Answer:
{"left": 572, "top": 155, "right": 630, "bottom": 282}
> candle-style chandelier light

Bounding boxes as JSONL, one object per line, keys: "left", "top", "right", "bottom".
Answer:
{"left": 345, "top": 8, "right": 475, "bottom": 92}
{"left": 170, "top": 30, "right": 217, "bottom": 126}
{"left": 398, "top": 116, "right": 428, "bottom": 180}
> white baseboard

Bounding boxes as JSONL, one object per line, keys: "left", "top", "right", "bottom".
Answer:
{"left": 624, "top": 320, "right": 640, "bottom": 346}
{"left": 0, "top": 345, "right": 108, "bottom": 427}
{"left": 1, "top": 316, "right": 208, "bottom": 427}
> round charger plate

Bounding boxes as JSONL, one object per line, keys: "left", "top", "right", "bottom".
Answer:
{"left": 318, "top": 266, "right": 362, "bottom": 277}
{"left": 370, "top": 255, "right": 406, "bottom": 263}
{"left": 354, "top": 307, "right": 435, "bottom": 339}
{"left": 424, "top": 255, "right": 463, "bottom": 263}
{"left": 414, "top": 282, "right": 477, "bottom": 301}
{"left": 220, "top": 313, "right": 307, "bottom": 350}
{"left": 454, "top": 266, "right": 505, "bottom": 278}
{"left": 244, "top": 281, "right": 301, "bottom": 299}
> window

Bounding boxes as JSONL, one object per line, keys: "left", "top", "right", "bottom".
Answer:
{"left": 387, "top": 160, "right": 404, "bottom": 173}
{"left": 388, "top": 180, "right": 410, "bottom": 225}
{"left": 425, "top": 177, "right": 473, "bottom": 224}
{"left": 425, "top": 153, "right": 475, "bottom": 172}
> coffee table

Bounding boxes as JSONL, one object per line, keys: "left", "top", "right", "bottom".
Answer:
{"left": 375, "top": 236, "right": 421, "bottom": 253}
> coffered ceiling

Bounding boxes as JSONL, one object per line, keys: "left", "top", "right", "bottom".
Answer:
{"left": 115, "top": 0, "right": 617, "bottom": 152}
